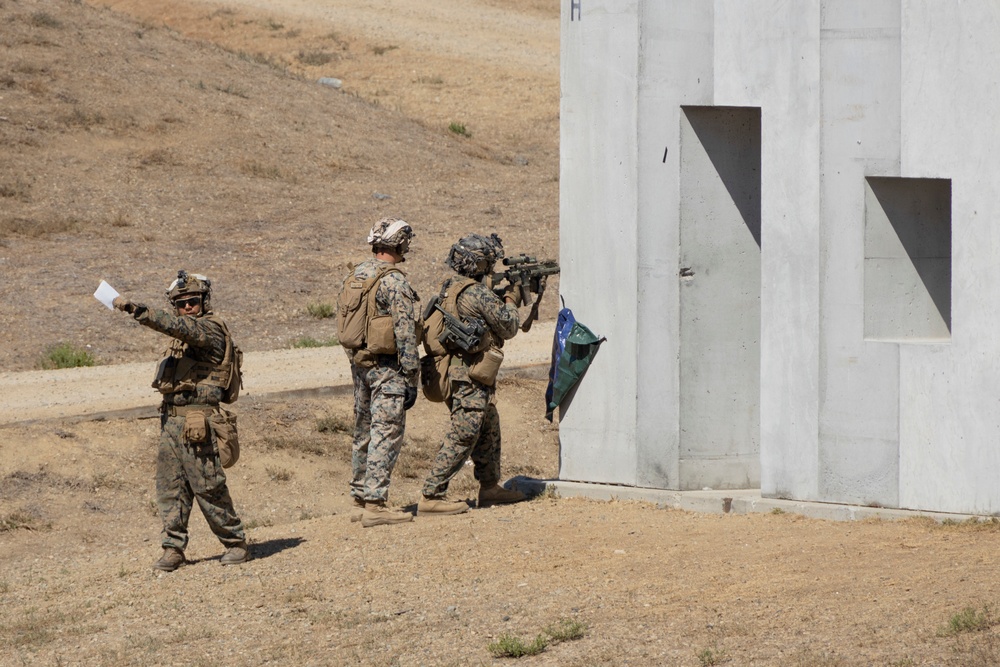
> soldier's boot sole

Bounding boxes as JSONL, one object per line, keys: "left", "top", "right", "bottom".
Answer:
{"left": 417, "top": 499, "right": 470, "bottom": 516}
{"left": 478, "top": 487, "right": 528, "bottom": 508}
{"left": 361, "top": 511, "right": 414, "bottom": 528}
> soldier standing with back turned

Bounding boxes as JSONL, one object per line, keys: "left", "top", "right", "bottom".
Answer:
{"left": 113, "top": 271, "right": 248, "bottom": 572}
{"left": 336, "top": 218, "right": 420, "bottom": 528}
{"left": 417, "top": 233, "right": 528, "bottom": 516}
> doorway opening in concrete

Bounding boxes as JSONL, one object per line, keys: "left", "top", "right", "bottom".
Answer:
{"left": 864, "top": 177, "right": 952, "bottom": 341}
{"left": 678, "top": 105, "right": 761, "bottom": 490}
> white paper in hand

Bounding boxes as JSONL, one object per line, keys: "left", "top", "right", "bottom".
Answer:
{"left": 94, "top": 280, "right": 120, "bottom": 310}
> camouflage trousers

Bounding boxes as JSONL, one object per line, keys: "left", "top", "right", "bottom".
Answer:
{"left": 422, "top": 380, "right": 501, "bottom": 498}
{"left": 351, "top": 362, "right": 408, "bottom": 503}
{"left": 157, "top": 412, "right": 245, "bottom": 551}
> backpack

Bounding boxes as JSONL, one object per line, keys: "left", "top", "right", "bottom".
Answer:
{"left": 421, "top": 277, "right": 480, "bottom": 357}
{"left": 419, "top": 277, "right": 489, "bottom": 402}
{"left": 212, "top": 317, "right": 243, "bottom": 404}
{"left": 336, "top": 265, "right": 399, "bottom": 350}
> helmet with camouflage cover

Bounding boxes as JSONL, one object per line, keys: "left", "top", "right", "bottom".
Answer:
{"left": 446, "top": 233, "right": 504, "bottom": 278}
{"left": 166, "top": 270, "right": 212, "bottom": 313}
{"left": 368, "top": 217, "right": 414, "bottom": 257}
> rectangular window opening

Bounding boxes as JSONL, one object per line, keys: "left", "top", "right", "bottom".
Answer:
{"left": 863, "top": 177, "right": 952, "bottom": 342}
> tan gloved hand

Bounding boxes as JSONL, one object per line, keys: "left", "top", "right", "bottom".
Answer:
{"left": 503, "top": 283, "right": 523, "bottom": 307}
{"left": 113, "top": 296, "right": 135, "bottom": 314}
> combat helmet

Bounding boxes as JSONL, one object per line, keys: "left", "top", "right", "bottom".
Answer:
{"left": 446, "top": 233, "right": 504, "bottom": 278}
{"left": 368, "top": 217, "right": 414, "bottom": 257}
{"left": 166, "top": 270, "right": 212, "bottom": 313}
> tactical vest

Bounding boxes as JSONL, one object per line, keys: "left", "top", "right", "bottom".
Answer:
{"left": 151, "top": 314, "right": 238, "bottom": 401}
{"left": 422, "top": 277, "right": 493, "bottom": 358}
{"left": 336, "top": 265, "right": 400, "bottom": 353}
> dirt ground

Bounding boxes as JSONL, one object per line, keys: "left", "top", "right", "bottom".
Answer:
{"left": 4, "top": 1, "right": 1000, "bottom": 665}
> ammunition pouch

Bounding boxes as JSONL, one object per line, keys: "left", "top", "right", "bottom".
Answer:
{"left": 420, "top": 353, "right": 452, "bottom": 403}
{"left": 467, "top": 346, "right": 504, "bottom": 386}
{"left": 366, "top": 313, "right": 397, "bottom": 354}
{"left": 182, "top": 410, "right": 209, "bottom": 443}
{"left": 208, "top": 409, "right": 240, "bottom": 468}
{"left": 152, "top": 333, "right": 230, "bottom": 396}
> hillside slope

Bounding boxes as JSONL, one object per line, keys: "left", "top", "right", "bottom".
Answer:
{"left": 0, "top": 0, "right": 559, "bottom": 371}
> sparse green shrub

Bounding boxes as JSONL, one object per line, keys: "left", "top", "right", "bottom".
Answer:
{"left": 243, "top": 516, "right": 274, "bottom": 530}
{"left": 316, "top": 414, "right": 352, "bottom": 434}
{"left": 39, "top": 343, "right": 95, "bottom": 370}
{"left": 29, "top": 11, "right": 62, "bottom": 28}
{"left": 533, "top": 485, "right": 560, "bottom": 501}
{"left": 91, "top": 471, "right": 124, "bottom": 490}
{"left": 545, "top": 618, "right": 587, "bottom": 642}
{"left": 61, "top": 108, "right": 105, "bottom": 128}
{"left": 940, "top": 606, "right": 996, "bottom": 635}
{"left": 306, "top": 302, "right": 335, "bottom": 319}
{"left": 697, "top": 647, "right": 727, "bottom": 666}
{"left": 297, "top": 50, "right": 334, "bottom": 66}
{"left": 215, "top": 83, "right": 249, "bottom": 98}
{"left": 236, "top": 50, "right": 286, "bottom": 71}
{"left": 241, "top": 161, "right": 284, "bottom": 180}
{"left": 292, "top": 336, "right": 338, "bottom": 348}
{"left": 486, "top": 618, "right": 586, "bottom": 659}
{"left": 487, "top": 633, "right": 548, "bottom": 658}
{"left": 0, "top": 180, "right": 30, "bottom": 201}
{"left": 0, "top": 511, "right": 50, "bottom": 532}
{"left": 265, "top": 466, "right": 293, "bottom": 482}
{"left": 935, "top": 516, "right": 1000, "bottom": 532}
{"left": 449, "top": 122, "right": 471, "bottom": 137}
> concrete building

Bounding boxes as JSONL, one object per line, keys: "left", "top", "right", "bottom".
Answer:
{"left": 557, "top": 1, "right": 1000, "bottom": 514}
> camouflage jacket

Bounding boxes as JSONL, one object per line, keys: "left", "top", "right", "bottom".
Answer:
{"left": 130, "top": 303, "right": 228, "bottom": 406}
{"left": 341, "top": 258, "right": 420, "bottom": 384}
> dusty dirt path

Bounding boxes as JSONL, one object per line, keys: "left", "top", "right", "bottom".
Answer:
{"left": 0, "top": 327, "right": 553, "bottom": 423}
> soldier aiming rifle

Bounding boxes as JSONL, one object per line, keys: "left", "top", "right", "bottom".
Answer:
{"left": 488, "top": 254, "right": 560, "bottom": 332}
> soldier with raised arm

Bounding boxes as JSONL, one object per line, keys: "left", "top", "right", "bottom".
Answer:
{"left": 113, "top": 271, "right": 247, "bottom": 572}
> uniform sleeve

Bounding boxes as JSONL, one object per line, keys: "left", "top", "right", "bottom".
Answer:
{"left": 378, "top": 273, "right": 420, "bottom": 382}
{"left": 133, "top": 306, "right": 227, "bottom": 360}
{"left": 459, "top": 283, "right": 520, "bottom": 341}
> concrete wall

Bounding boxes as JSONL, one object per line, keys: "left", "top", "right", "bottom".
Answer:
{"left": 559, "top": 0, "right": 1000, "bottom": 514}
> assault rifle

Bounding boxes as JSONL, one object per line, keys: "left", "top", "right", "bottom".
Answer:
{"left": 490, "top": 254, "right": 560, "bottom": 332}
{"left": 435, "top": 303, "right": 487, "bottom": 354}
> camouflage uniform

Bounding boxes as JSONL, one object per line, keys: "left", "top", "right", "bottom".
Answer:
{"left": 422, "top": 276, "right": 520, "bottom": 498}
{"left": 344, "top": 258, "right": 420, "bottom": 503}
{"left": 130, "top": 304, "right": 246, "bottom": 551}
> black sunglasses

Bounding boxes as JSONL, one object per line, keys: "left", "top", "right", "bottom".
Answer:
{"left": 174, "top": 297, "right": 202, "bottom": 308}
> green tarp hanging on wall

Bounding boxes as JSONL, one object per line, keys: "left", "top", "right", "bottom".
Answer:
{"left": 545, "top": 305, "right": 605, "bottom": 420}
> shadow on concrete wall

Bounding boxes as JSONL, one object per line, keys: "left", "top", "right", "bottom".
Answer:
{"left": 683, "top": 107, "right": 762, "bottom": 248}
{"left": 865, "top": 176, "right": 951, "bottom": 337}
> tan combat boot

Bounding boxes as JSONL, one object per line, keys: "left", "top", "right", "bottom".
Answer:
{"left": 361, "top": 502, "right": 414, "bottom": 528}
{"left": 220, "top": 542, "right": 250, "bottom": 565}
{"left": 417, "top": 496, "right": 470, "bottom": 516}
{"left": 153, "top": 547, "right": 185, "bottom": 572}
{"left": 478, "top": 484, "right": 527, "bottom": 507}
{"left": 349, "top": 497, "right": 365, "bottom": 523}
